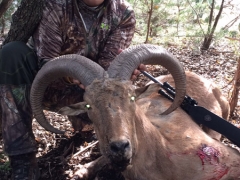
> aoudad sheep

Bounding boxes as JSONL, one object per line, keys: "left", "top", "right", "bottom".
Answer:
{"left": 30, "top": 44, "right": 240, "bottom": 180}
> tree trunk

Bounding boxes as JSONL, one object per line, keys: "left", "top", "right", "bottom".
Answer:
{"left": 0, "top": 105, "right": 2, "bottom": 135}
{"left": 3, "top": 0, "right": 45, "bottom": 45}
{"left": 201, "top": 0, "right": 225, "bottom": 50}
{"left": 202, "top": 34, "right": 213, "bottom": 50}
{"left": 229, "top": 57, "right": 240, "bottom": 116}
{"left": 1, "top": 17, "right": 5, "bottom": 34}
{"left": 0, "top": 0, "right": 13, "bottom": 19}
{"left": 145, "top": 0, "right": 153, "bottom": 43}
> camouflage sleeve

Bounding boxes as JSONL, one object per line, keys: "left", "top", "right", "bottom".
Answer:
{"left": 33, "top": 1, "right": 63, "bottom": 61}
{"left": 98, "top": 9, "right": 136, "bottom": 70}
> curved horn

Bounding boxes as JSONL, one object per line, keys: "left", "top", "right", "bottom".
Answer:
{"left": 107, "top": 44, "right": 186, "bottom": 115}
{"left": 30, "top": 54, "right": 106, "bottom": 134}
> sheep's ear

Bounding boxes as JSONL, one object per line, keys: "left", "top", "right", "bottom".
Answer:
{"left": 58, "top": 102, "right": 88, "bottom": 116}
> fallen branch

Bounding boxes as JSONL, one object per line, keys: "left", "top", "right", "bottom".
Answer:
{"left": 72, "top": 141, "right": 99, "bottom": 158}
{"left": 225, "top": 36, "right": 240, "bottom": 41}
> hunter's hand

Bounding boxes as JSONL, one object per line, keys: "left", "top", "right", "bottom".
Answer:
{"left": 131, "top": 64, "right": 146, "bottom": 80}
{"left": 72, "top": 79, "right": 85, "bottom": 89}
{"left": 63, "top": 77, "right": 85, "bottom": 89}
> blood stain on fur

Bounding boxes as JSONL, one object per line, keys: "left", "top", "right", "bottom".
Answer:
{"left": 196, "top": 144, "right": 229, "bottom": 179}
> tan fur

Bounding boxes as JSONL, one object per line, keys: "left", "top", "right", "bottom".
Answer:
{"left": 152, "top": 71, "right": 230, "bottom": 140}
{"left": 62, "top": 72, "right": 240, "bottom": 180}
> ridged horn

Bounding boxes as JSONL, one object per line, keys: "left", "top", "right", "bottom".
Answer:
{"left": 30, "top": 54, "right": 106, "bottom": 134}
{"left": 107, "top": 44, "right": 186, "bottom": 115}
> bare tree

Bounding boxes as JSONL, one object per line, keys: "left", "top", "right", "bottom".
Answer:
{"left": 0, "top": 0, "right": 14, "bottom": 19}
{"left": 1, "top": 17, "right": 5, "bottom": 34}
{"left": 229, "top": 57, "right": 240, "bottom": 116}
{"left": 145, "top": 0, "right": 153, "bottom": 43}
{"left": 201, "top": 0, "right": 225, "bottom": 50}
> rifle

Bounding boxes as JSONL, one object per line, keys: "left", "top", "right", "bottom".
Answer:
{"left": 141, "top": 71, "right": 240, "bottom": 147}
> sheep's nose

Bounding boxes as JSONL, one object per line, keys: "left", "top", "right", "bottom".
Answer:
{"left": 110, "top": 140, "right": 130, "bottom": 154}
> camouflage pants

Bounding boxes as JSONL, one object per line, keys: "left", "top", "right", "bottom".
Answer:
{"left": 0, "top": 41, "right": 86, "bottom": 156}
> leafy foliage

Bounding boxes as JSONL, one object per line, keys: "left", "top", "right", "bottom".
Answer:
{"left": 131, "top": 0, "right": 240, "bottom": 48}
{"left": 0, "top": 152, "right": 10, "bottom": 175}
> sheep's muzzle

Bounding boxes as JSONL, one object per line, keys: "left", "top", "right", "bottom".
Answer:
{"left": 108, "top": 139, "right": 132, "bottom": 171}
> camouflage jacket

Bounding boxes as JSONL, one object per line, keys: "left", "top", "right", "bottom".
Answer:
{"left": 32, "top": 0, "right": 136, "bottom": 70}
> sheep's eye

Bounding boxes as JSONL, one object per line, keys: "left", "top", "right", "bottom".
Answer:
{"left": 85, "top": 104, "right": 91, "bottom": 109}
{"left": 130, "top": 96, "right": 135, "bottom": 102}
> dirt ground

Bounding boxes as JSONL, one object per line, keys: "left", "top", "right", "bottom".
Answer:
{"left": 0, "top": 41, "right": 240, "bottom": 180}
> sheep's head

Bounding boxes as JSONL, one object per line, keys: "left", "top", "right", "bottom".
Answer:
{"left": 30, "top": 44, "right": 186, "bottom": 136}
{"left": 59, "top": 79, "right": 138, "bottom": 168}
